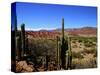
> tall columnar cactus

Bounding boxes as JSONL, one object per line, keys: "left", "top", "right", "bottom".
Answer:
{"left": 15, "top": 36, "right": 18, "bottom": 59}
{"left": 43, "top": 55, "right": 48, "bottom": 71}
{"left": 67, "top": 37, "right": 72, "bottom": 69}
{"left": 15, "top": 15, "right": 18, "bottom": 59}
{"left": 21, "top": 24, "right": 25, "bottom": 58}
{"left": 16, "top": 35, "right": 21, "bottom": 60}
{"left": 25, "top": 36, "right": 29, "bottom": 55}
{"left": 45, "top": 55, "right": 49, "bottom": 71}
{"left": 56, "top": 36, "right": 60, "bottom": 70}
{"left": 62, "top": 18, "right": 64, "bottom": 40}
{"left": 61, "top": 18, "right": 68, "bottom": 69}
{"left": 15, "top": 15, "right": 17, "bottom": 47}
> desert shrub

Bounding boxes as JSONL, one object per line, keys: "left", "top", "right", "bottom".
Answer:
{"left": 28, "top": 38, "right": 57, "bottom": 62}
{"left": 84, "top": 39, "right": 89, "bottom": 43}
{"left": 78, "top": 39, "right": 82, "bottom": 43}
{"left": 92, "top": 37, "right": 97, "bottom": 42}
{"left": 83, "top": 48, "right": 97, "bottom": 54}
{"left": 25, "top": 38, "right": 57, "bottom": 68}
{"left": 72, "top": 44, "right": 78, "bottom": 48}
{"left": 84, "top": 42, "right": 93, "bottom": 47}
{"left": 83, "top": 38, "right": 97, "bottom": 47}
{"left": 72, "top": 57, "right": 97, "bottom": 69}
{"left": 92, "top": 42, "right": 97, "bottom": 46}
{"left": 72, "top": 52, "right": 84, "bottom": 59}
{"left": 94, "top": 51, "right": 97, "bottom": 57}
{"left": 72, "top": 40, "right": 76, "bottom": 43}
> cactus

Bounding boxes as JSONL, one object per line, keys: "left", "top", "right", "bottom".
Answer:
{"left": 21, "top": 24, "right": 25, "bottom": 58}
{"left": 56, "top": 36, "right": 60, "bottom": 69}
{"left": 43, "top": 55, "right": 48, "bottom": 71}
{"left": 60, "top": 18, "right": 72, "bottom": 70}
{"left": 61, "top": 18, "right": 68, "bottom": 69}
{"left": 16, "top": 35, "right": 21, "bottom": 60}
{"left": 15, "top": 15, "right": 18, "bottom": 57}
{"left": 67, "top": 37, "right": 72, "bottom": 69}
{"left": 14, "top": 15, "right": 19, "bottom": 60}
{"left": 25, "top": 36, "right": 29, "bottom": 55}
{"left": 45, "top": 55, "right": 49, "bottom": 70}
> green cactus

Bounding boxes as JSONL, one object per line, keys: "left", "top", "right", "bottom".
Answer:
{"left": 16, "top": 35, "right": 21, "bottom": 60}
{"left": 60, "top": 18, "right": 72, "bottom": 70}
{"left": 15, "top": 15, "right": 18, "bottom": 57}
{"left": 61, "top": 18, "right": 68, "bottom": 69}
{"left": 14, "top": 15, "right": 19, "bottom": 60}
{"left": 21, "top": 24, "right": 25, "bottom": 58}
{"left": 67, "top": 37, "right": 72, "bottom": 69}
{"left": 62, "top": 18, "right": 64, "bottom": 40}
{"left": 56, "top": 36, "right": 60, "bottom": 69}
{"left": 25, "top": 36, "right": 29, "bottom": 55}
{"left": 45, "top": 55, "right": 49, "bottom": 71}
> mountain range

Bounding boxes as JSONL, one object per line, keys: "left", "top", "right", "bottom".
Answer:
{"left": 25, "top": 27, "right": 97, "bottom": 39}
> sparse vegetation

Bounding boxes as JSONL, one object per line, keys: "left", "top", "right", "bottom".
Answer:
{"left": 14, "top": 19, "right": 97, "bottom": 72}
{"left": 72, "top": 57, "right": 97, "bottom": 69}
{"left": 72, "top": 52, "right": 84, "bottom": 59}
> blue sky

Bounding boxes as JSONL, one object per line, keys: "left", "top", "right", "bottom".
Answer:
{"left": 15, "top": 2, "right": 97, "bottom": 30}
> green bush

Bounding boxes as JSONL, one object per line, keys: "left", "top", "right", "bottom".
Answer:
{"left": 83, "top": 48, "right": 97, "bottom": 54}
{"left": 72, "top": 52, "right": 84, "bottom": 59}
{"left": 28, "top": 38, "right": 57, "bottom": 59}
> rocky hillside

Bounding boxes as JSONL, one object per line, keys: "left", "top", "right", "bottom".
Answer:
{"left": 25, "top": 27, "right": 97, "bottom": 39}
{"left": 66, "top": 27, "right": 97, "bottom": 37}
